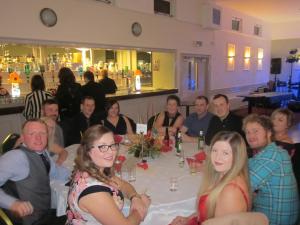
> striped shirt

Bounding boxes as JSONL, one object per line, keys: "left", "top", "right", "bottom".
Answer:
{"left": 249, "top": 142, "right": 299, "bottom": 225}
{"left": 23, "top": 90, "right": 52, "bottom": 120}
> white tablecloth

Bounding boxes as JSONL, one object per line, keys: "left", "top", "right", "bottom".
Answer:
{"left": 51, "top": 143, "right": 203, "bottom": 225}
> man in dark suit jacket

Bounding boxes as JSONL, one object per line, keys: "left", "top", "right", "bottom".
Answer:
{"left": 99, "top": 69, "right": 118, "bottom": 94}
{"left": 68, "top": 96, "right": 102, "bottom": 144}
{"left": 82, "top": 71, "right": 106, "bottom": 114}
{"left": 205, "top": 94, "right": 244, "bottom": 145}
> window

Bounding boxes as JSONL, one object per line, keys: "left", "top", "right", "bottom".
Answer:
{"left": 154, "top": 0, "right": 175, "bottom": 16}
{"left": 212, "top": 8, "right": 221, "bottom": 26}
{"left": 232, "top": 17, "right": 242, "bottom": 32}
{"left": 254, "top": 25, "right": 262, "bottom": 36}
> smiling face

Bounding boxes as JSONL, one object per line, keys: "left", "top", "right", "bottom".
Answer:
{"left": 272, "top": 112, "right": 289, "bottom": 133}
{"left": 88, "top": 132, "right": 118, "bottom": 170}
{"left": 245, "top": 122, "right": 271, "bottom": 150}
{"left": 167, "top": 99, "right": 178, "bottom": 116}
{"left": 21, "top": 121, "right": 48, "bottom": 152}
{"left": 43, "top": 103, "right": 59, "bottom": 121}
{"left": 108, "top": 103, "right": 120, "bottom": 117}
{"left": 211, "top": 140, "right": 233, "bottom": 174}
{"left": 213, "top": 97, "right": 230, "bottom": 119}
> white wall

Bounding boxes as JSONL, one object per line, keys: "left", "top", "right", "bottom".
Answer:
{"left": 211, "top": 6, "right": 271, "bottom": 90}
{"left": 0, "top": 0, "right": 272, "bottom": 97}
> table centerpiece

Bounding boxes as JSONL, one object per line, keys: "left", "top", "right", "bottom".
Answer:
{"left": 127, "top": 133, "right": 161, "bottom": 159}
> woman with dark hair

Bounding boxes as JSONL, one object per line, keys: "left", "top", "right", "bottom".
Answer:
{"left": 154, "top": 95, "right": 184, "bottom": 136}
{"left": 66, "top": 125, "right": 150, "bottom": 225}
{"left": 23, "top": 74, "right": 52, "bottom": 120}
{"left": 55, "top": 67, "right": 82, "bottom": 120}
{"left": 271, "top": 108, "right": 296, "bottom": 157}
{"left": 103, "top": 100, "right": 134, "bottom": 135}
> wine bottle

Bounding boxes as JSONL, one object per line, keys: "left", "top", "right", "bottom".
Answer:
{"left": 198, "top": 130, "right": 205, "bottom": 150}
{"left": 164, "top": 127, "right": 170, "bottom": 147}
{"left": 176, "top": 131, "right": 182, "bottom": 156}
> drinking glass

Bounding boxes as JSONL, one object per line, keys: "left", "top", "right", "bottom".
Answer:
{"left": 169, "top": 177, "right": 178, "bottom": 191}
{"left": 189, "top": 161, "right": 197, "bottom": 175}
{"left": 128, "top": 166, "right": 136, "bottom": 182}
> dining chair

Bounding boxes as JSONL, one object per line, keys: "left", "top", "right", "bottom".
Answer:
{"left": 0, "top": 208, "right": 13, "bottom": 225}
{"left": 1, "top": 133, "right": 20, "bottom": 154}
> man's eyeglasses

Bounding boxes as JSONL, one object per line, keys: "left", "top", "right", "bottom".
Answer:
{"left": 92, "top": 143, "right": 119, "bottom": 153}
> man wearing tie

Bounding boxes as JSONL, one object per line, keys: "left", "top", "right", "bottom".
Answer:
{"left": 0, "top": 119, "right": 70, "bottom": 225}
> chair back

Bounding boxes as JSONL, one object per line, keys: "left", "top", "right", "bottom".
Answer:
{"left": 0, "top": 208, "right": 13, "bottom": 225}
{"left": 147, "top": 113, "right": 159, "bottom": 131}
{"left": 1, "top": 133, "right": 20, "bottom": 154}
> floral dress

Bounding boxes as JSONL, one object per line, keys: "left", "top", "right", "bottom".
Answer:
{"left": 66, "top": 171, "right": 124, "bottom": 225}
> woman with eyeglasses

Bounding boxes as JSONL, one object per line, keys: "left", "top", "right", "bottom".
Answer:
{"left": 66, "top": 125, "right": 150, "bottom": 225}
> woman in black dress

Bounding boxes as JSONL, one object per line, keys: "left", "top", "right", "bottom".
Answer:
{"left": 154, "top": 95, "right": 184, "bottom": 136}
{"left": 103, "top": 99, "right": 134, "bottom": 135}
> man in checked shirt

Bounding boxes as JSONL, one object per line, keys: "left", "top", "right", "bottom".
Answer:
{"left": 243, "top": 114, "right": 299, "bottom": 225}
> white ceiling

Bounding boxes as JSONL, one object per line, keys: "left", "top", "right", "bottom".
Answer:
{"left": 214, "top": 0, "right": 300, "bottom": 23}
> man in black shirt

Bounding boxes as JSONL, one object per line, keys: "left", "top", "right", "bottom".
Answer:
{"left": 68, "top": 96, "right": 102, "bottom": 144}
{"left": 82, "top": 71, "right": 106, "bottom": 114}
{"left": 205, "top": 94, "right": 243, "bottom": 145}
{"left": 99, "top": 69, "right": 118, "bottom": 94}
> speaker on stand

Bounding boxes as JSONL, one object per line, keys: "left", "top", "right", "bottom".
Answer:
{"left": 270, "top": 58, "right": 282, "bottom": 91}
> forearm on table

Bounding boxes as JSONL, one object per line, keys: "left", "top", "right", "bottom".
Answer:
{"left": 127, "top": 209, "right": 143, "bottom": 225}
{"left": 119, "top": 180, "right": 139, "bottom": 199}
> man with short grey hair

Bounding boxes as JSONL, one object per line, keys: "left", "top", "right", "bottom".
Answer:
{"left": 0, "top": 119, "right": 70, "bottom": 225}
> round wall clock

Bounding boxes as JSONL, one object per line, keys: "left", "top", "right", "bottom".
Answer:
{"left": 40, "top": 8, "right": 57, "bottom": 27}
{"left": 131, "top": 22, "right": 142, "bottom": 37}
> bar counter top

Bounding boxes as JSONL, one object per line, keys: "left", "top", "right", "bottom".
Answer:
{"left": 0, "top": 88, "right": 178, "bottom": 115}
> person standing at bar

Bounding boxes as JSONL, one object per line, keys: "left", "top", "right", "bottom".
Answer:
{"left": 99, "top": 69, "right": 117, "bottom": 94}
{"left": 81, "top": 70, "right": 106, "bottom": 116}
{"left": 56, "top": 67, "right": 82, "bottom": 120}
{"left": 23, "top": 74, "right": 52, "bottom": 120}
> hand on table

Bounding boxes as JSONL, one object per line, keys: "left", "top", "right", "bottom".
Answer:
{"left": 10, "top": 200, "right": 34, "bottom": 217}
{"left": 130, "top": 194, "right": 151, "bottom": 221}
{"left": 170, "top": 216, "right": 189, "bottom": 225}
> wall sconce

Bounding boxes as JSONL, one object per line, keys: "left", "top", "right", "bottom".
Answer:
{"left": 257, "top": 48, "right": 264, "bottom": 70}
{"left": 244, "top": 46, "right": 251, "bottom": 70}
{"left": 227, "top": 43, "right": 235, "bottom": 71}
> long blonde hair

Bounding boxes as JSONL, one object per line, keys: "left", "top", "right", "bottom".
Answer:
{"left": 73, "top": 125, "right": 115, "bottom": 184}
{"left": 198, "top": 131, "right": 251, "bottom": 218}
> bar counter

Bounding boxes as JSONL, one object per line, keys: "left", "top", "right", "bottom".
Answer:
{"left": 0, "top": 88, "right": 178, "bottom": 116}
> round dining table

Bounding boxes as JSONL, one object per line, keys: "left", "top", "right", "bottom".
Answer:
{"left": 51, "top": 142, "right": 204, "bottom": 225}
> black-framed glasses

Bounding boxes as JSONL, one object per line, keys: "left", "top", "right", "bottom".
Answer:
{"left": 92, "top": 143, "right": 119, "bottom": 153}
